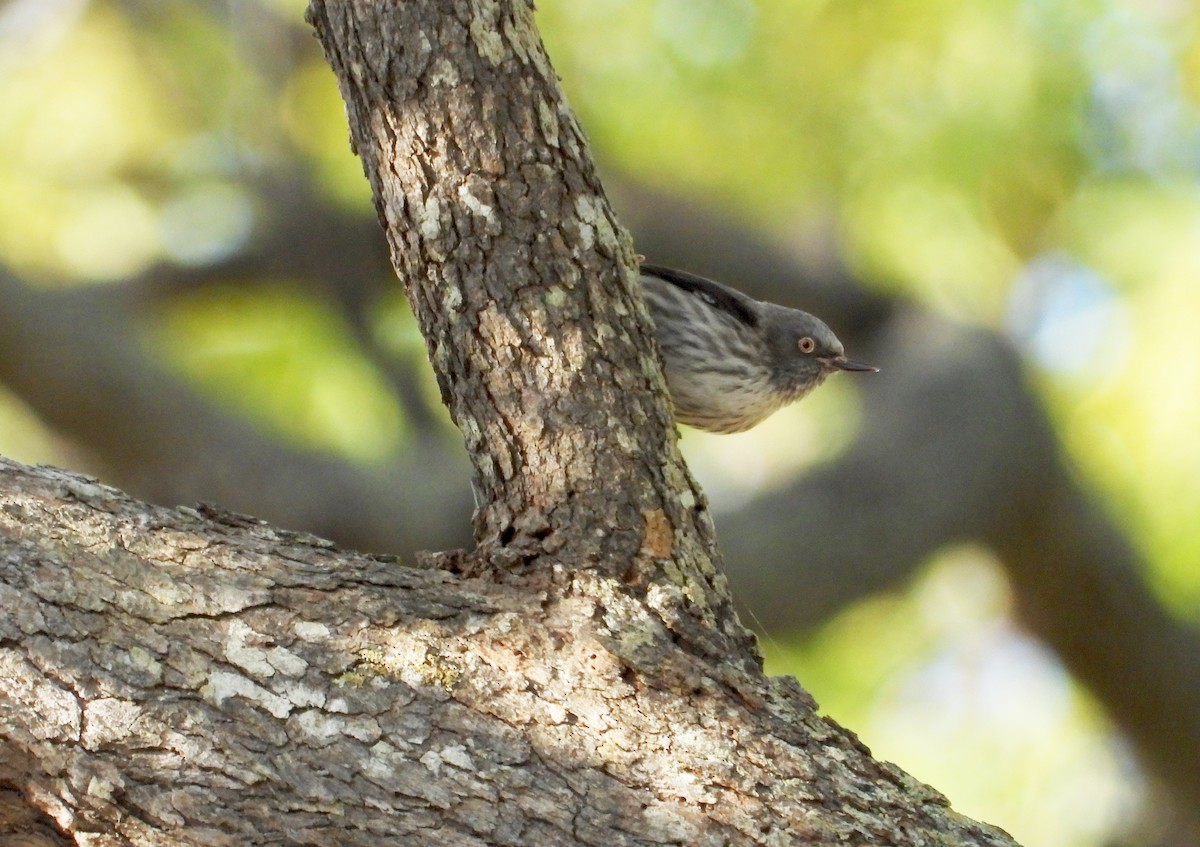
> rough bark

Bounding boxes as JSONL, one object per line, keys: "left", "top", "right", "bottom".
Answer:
{"left": 0, "top": 0, "right": 1026, "bottom": 843}
{"left": 302, "top": 0, "right": 754, "bottom": 671}
{"left": 308, "top": 0, "right": 672, "bottom": 553}
{"left": 0, "top": 458, "right": 1016, "bottom": 846}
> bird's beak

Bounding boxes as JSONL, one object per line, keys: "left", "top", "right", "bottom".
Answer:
{"left": 823, "top": 356, "right": 879, "bottom": 373}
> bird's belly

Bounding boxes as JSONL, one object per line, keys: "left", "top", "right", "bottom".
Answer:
{"left": 663, "top": 366, "right": 787, "bottom": 434}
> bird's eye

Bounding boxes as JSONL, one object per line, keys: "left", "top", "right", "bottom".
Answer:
{"left": 798, "top": 336, "right": 816, "bottom": 354}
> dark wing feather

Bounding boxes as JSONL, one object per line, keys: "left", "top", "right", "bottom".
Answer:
{"left": 639, "top": 264, "right": 760, "bottom": 329}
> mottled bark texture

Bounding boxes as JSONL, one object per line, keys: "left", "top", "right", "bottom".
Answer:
{"left": 303, "top": 0, "right": 763, "bottom": 673}
{"left": 308, "top": 0, "right": 675, "bottom": 553}
{"left": 0, "top": 1, "right": 1024, "bottom": 844}
{"left": 0, "top": 460, "right": 1017, "bottom": 846}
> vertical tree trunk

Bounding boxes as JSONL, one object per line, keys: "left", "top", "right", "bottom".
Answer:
{"left": 306, "top": 0, "right": 755, "bottom": 667}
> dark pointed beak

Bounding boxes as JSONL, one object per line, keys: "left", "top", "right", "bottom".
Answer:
{"left": 823, "top": 356, "right": 879, "bottom": 373}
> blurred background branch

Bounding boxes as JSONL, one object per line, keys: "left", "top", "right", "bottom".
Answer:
{"left": 1, "top": 1, "right": 1198, "bottom": 844}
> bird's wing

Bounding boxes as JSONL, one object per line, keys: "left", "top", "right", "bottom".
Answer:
{"left": 639, "top": 264, "right": 760, "bottom": 329}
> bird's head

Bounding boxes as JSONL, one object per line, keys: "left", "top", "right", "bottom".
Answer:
{"left": 761, "top": 305, "right": 877, "bottom": 395}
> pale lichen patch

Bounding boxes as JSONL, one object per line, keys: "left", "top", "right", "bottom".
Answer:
{"left": 458, "top": 181, "right": 499, "bottom": 233}
{"left": 610, "top": 424, "right": 641, "bottom": 457}
{"left": 458, "top": 415, "right": 483, "bottom": 453}
{"left": 560, "top": 324, "right": 586, "bottom": 371}
{"left": 202, "top": 670, "right": 292, "bottom": 719}
{"left": 85, "top": 774, "right": 119, "bottom": 801}
{"left": 223, "top": 620, "right": 275, "bottom": 678}
{"left": 81, "top": 698, "right": 144, "bottom": 750}
{"left": 344, "top": 715, "right": 383, "bottom": 743}
{"left": 293, "top": 709, "right": 345, "bottom": 744}
{"left": 354, "top": 634, "right": 463, "bottom": 692}
{"left": 441, "top": 282, "right": 463, "bottom": 313}
{"left": 418, "top": 195, "right": 443, "bottom": 241}
{"left": 421, "top": 743, "right": 475, "bottom": 776}
{"left": 0, "top": 650, "right": 81, "bottom": 740}
{"left": 574, "top": 576, "right": 669, "bottom": 673}
{"left": 362, "top": 740, "right": 402, "bottom": 781}
{"left": 59, "top": 476, "right": 112, "bottom": 503}
{"left": 537, "top": 98, "right": 560, "bottom": 147}
{"left": 641, "top": 803, "right": 701, "bottom": 842}
{"left": 266, "top": 646, "right": 308, "bottom": 678}
{"left": 573, "top": 194, "right": 620, "bottom": 254}
{"left": 467, "top": 0, "right": 505, "bottom": 65}
{"left": 419, "top": 748, "right": 443, "bottom": 775}
{"left": 138, "top": 578, "right": 191, "bottom": 607}
{"left": 504, "top": 0, "right": 552, "bottom": 75}
{"left": 285, "top": 682, "right": 327, "bottom": 709}
{"left": 573, "top": 196, "right": 598, "bottom": 251}
{"left": 544, "top": 286, "right": 567, "bottom": 309}
{"left": 477, "top": 303, "right": 522, "bottom": 352}
{"left": 293, "top": 621, "right": 330, "bottom": 641}
{"left": 127, "top": 645, "right": 163, "bottom": 684}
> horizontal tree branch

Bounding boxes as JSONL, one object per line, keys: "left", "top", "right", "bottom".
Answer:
{"left": 0, "top": 458, "right": 1018, "bottom": 845}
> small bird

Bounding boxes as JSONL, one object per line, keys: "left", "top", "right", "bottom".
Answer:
{"left": 640, "top": 263, "right": 877, "bottom": 434}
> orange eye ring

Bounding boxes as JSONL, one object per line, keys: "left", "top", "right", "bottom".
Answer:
{"left": 798, "top": 336, "right": 816, "bottom": 354}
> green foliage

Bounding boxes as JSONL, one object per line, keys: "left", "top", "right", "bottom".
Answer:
{"left": 280, "top": 60, "right": 376, "bottom": 208}
{"left": 0, "top": 5, "right": 176, "bottom": 277}
{"left": 150, "top": 284, "right": 405, "bottom": 461}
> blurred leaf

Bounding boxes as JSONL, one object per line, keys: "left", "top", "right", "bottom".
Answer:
{"left": 763, "top": 549, "right": 1140, "bottom": 847}
{"left": 281, "top": 60, "right": 375, "bottom": 208}
{"left": 150, "top": 284, "right": 405, "bottom": 462}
